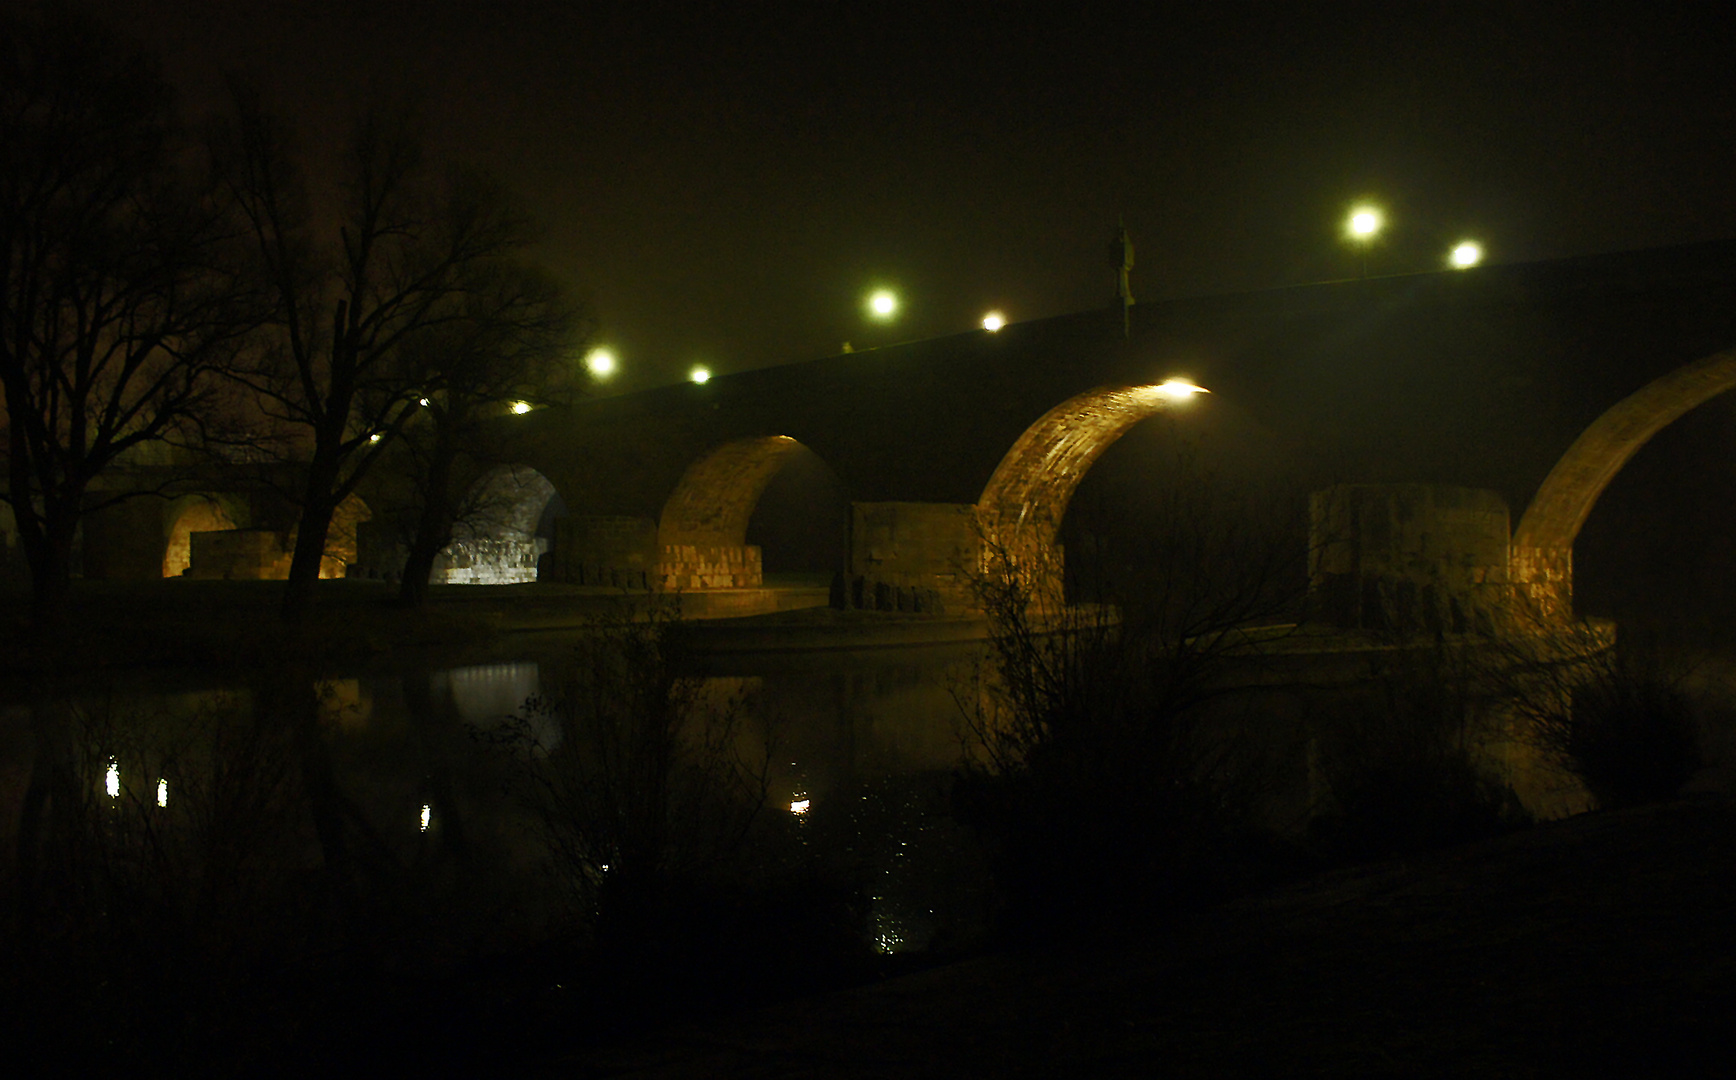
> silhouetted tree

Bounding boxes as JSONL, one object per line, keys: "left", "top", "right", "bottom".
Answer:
{"left": 215, "top": 88, "right": 534, "bottom": 623}
{"left": 0, "top": 9, "right": 252, "bottom": 628}
{"left": 394, "top": 261, "right": 586, "bottom": 606}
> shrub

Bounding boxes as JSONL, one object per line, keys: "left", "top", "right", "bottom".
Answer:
{"left": 953, "top": 532, "right": 1300, "bottom": 938}
{"left": 1548, "top": 646, "right": 1703, "bottom": 809}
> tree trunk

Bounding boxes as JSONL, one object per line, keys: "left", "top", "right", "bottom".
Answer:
{"left": 15, "top": 689, "right": 81, "bottom": 937}
{"left": 256, "top": 663, "right": 354, "bottom": 887}
{"left": 397, "top": 437, "right": 458, "bottom": 607}
{"left": 26, "top": 520, "right": 76, "bottom": 633}
{"left": 20, "top": 496, "right": 82, "bottom": 634}
{"left": 281, "top": 456, "right": 343, "bottom": 625}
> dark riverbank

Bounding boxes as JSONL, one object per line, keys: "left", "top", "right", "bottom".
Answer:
{"left": 557, "top": 796, "right": 1734, "bottom": 1078}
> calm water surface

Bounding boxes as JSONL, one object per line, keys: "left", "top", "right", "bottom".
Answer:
{"left": 3, "top": 635, "right": 997, "bottom": 953}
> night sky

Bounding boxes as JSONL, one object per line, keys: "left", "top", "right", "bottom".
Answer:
{"left": 41, "top": 1, "right": 1736, "bottom": 390}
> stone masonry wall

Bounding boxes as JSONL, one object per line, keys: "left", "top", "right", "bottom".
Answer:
{"left": 659, "top": 543, "right": 762, "bottom": 590}
{"left": 189, "top": 529, "right": 293, "bottom": 580}
{"left": 546, "top": 515, "right": 659, "bottom": 587}
{"left": 1308, "top": 483, "right": 1510, "bottom": 635}
{"left": 849, "top": 501, "right": 981, "bottom": 612}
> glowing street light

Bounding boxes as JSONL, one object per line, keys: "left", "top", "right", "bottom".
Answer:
{"left": 981, "top": 311, "right": 1006, "bottom": 332}
{"left": 156, "top": 779, "right": 169, "bottom": 808}
{"left": 1449, "top": 240, "right": 1484, "bottom": 269}
{"left": 420, "top": 804, "right": 432, "bottom": 832}
{"left": 689, "top": 365, "right": 712, "bottom": 385}
{"left": 510, "top": 400, "right": 532, "bottom": 414}
{"left": 584, "top": 347, "right": 617, "bottom": 378}
{"left": 1154, "top": 378, "right": 1210, "bottom": 402}
{"left": 867, "top": 289, "right": 898, "bottom": 320}
{"left": 789, "top": 796, "right": 811, "bottom": 816}
{"left": 1344, "top": 204, "right": 1384, "bottom": 278}
{"left": 105, "top": 759, "right": 119, "bottom": 799}
{"left": 1346, "top": 205, "right": 1383, "bottom": 240}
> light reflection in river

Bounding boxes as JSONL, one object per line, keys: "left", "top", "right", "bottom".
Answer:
{"left": 441, "top": 662, "right": 561, "bottom": 751}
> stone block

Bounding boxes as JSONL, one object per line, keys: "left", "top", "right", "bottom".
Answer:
{"left": 189, "top": 529, "right": 292, "bottom": 580}
{"left": 1307, "top": 484, "right": 1511, "bottom": 634}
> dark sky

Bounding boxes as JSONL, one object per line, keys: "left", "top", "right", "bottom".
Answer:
{"left": 42, "top": 1, "right": 1736, "bottom": 390}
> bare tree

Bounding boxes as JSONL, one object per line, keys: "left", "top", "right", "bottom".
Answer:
{"left": 393, "top": 260, "right": 587, "bottom": 606}
{"left": 0, "top": 9, "right": 252, "bottom": 629}
{"left": 215, "top": 88, "right": 534, "bottom": 622}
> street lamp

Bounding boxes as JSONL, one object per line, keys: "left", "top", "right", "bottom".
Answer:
{"left": 867, "top": 289, "right": 898, "bottom": 320}
{"left": 1449, "top": 240, "right": 1483, "bottom": 269}
{"left": 982, "top": 311, "right": 1006, "bottom": 332}
{"left": 1347, "top": 206, "right": 1382, "bottom": 239}
{"left": 689, "top": 365, "right": 711, "bottom": 385}
{"left": 511, "top": 401, "right": 532, "bottom": 414}
{"left": 585, "top": 347, "right": 617, "bottom": 378}
{"left": 1345, "top": 204, "right": 1384, "bottom": 278}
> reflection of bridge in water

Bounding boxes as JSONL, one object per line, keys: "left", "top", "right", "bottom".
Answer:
{"left": 36, "top": 239, "right": 1736, "bottom": 630}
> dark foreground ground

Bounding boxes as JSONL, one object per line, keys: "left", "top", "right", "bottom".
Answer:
{"left": 548, "top": 797, "right": 1734, "bottom": 1079}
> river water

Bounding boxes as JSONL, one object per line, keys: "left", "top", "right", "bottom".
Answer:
{"left": 1, "top": 633, "right": 999, "bottom": 955}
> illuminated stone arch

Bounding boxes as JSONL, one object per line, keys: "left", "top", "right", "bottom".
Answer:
{"left": 320, "top": 493, "right": 373, "bottom": 578}
{"left": 657, "top": 436, "right": 804, "bottom": 588}
{"left": 1512, "top": 347, "right": 1736, "bottom": 616}
{"left": 439, "top": 465, "right": 561, "bottom": 584}
{"left": 976, "top": 384, "right": 1189, "bottom": 569}
{"left": 659, "top": 436, "right": 803, "bottom": 547}
{"left": 161, "top": 495, "right": 240, "bottom": 577}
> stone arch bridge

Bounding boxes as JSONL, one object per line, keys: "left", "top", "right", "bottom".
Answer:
{"left": 498, "top": 238, "right": 1736, "bottom": 621}
{"left": 58, "top": 239, "right": 1736, "bottom": 622}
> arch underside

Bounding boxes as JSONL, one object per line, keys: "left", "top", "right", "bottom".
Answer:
{"left": 976, "top": 385, "right": 1177, "bottom": 561}
{"left": 1512, "top": 348, "right": 1736, "bottom": 612}
{"left": 441, "top": 465, "right": 559, "bottom": 584}
{"left": 162, "top": 497, "right": 238, "bottom": 577}
{"left": 658, "top": 436, "right": 801, "bottom": 548}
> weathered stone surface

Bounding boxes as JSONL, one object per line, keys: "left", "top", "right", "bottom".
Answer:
{"left": 189, "top": 529, "right": 292, "bottom": 580}
{"left": 851, "top": 501, "right": 981, "bottom": 610}
{"left": 659, "top": 543, "right": 763, "bottom": 590}
{"left": 544, "top": 515, "right": 658, "bottom": 586}
{"left": 1307, "top": 484, "right": 1510, "bottom": 635}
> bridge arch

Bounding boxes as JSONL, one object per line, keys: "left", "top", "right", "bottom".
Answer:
{"left": 439, "top": 464, "right": 564, "bottom": 584}
{"left": 1513, "top": 347, "right": 1736, "bottom": 615}
{"left": 976, "top": 384, "right": 1197, "bottom": 564}
{"left": 658, "top": 435, "right": 804, "bottom": 548}
{"left": 161, "top": 494, "right": 242, "bottom": 577}
{"left": 656, "top": 435, "right": 849, "bottom": 589}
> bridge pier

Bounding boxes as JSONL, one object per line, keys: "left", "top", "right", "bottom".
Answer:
{"left": 848, "top": 502, "right": 981, "bottom": 613}
{"left": 1307, "top": 483, "right": 1512, "bottom": 636}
